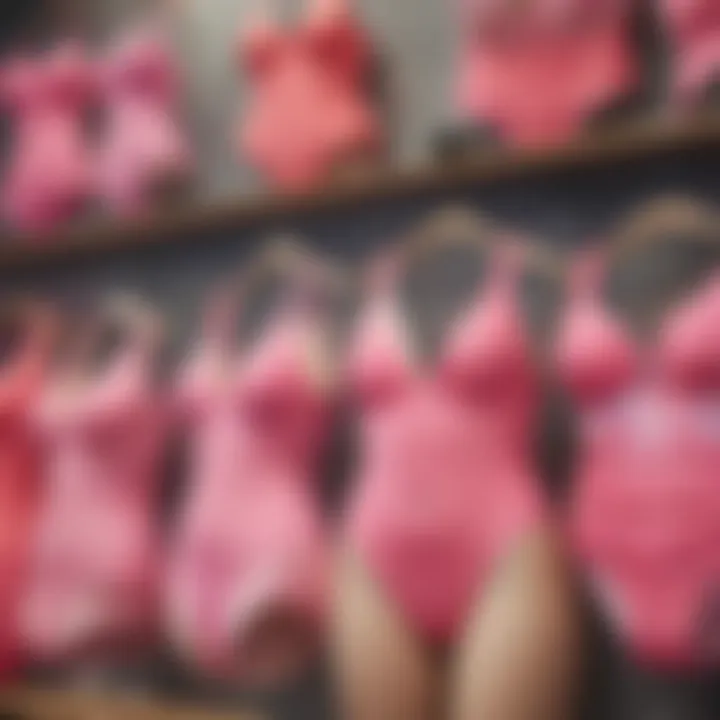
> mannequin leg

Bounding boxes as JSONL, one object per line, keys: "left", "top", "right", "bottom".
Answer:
{"left": 449, "top": 528, "right": 584, "bottom": 720}
{"left": 330, "top": 549, "right": 441, "bottom": 720}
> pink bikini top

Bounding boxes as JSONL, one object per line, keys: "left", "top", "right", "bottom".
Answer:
{"left": 557, "top": 250, "right": 720, "bottom": 667}
{"left": 558, "top": 251, "right": 720, "bottom": 403}
{"left": 34, "top": 314, "right": 164, "bottom": 487}
{"left": 180, "top": 270, "right": 332, "bottom": 480}
{"left": 349, "top": 242, "right": 538, "bottom": 455}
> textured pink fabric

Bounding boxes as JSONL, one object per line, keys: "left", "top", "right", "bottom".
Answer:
{"left": 347, "top": 247, "right": 544, "bottom": 641}
{"left": 456, "top": 1, "right": 637, "bottom": 146}
{"left": 237, "top": 0, "right": 380, "bottom": 190}
{"left": 167, "top": 280, "right": 330, "bottom": 677}
{"left": 558, "top": 253, "right": 720, "bottom": 668}
{"left": 0, "top": 312, "right": 52, "bottom": 678}
{"left": 99, "top": 27, "right": 192, "bottom": 216}
{"left": 0, "top": 44, "right": 95, "bottom": 234}
{"left": 661, "top": 0, "right": 720, "bottom": 105}
{"left": 22, "top": 325, "right": 165, "bottom": 662}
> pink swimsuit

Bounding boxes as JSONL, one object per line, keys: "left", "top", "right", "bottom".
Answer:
{"left": 660, "top": 0, "right": 720, "bottom": 106}
{"left": 22, "top": 319, "right": 164, "bottom": 662}
{"left": 99, "top": 27, "right": 192, "bottom": 216}
{"left": 1, "top": 43, "right": 95, "bottom": 234}
{"left": 0, "top": 312, "right": 52, "bottom": 678}
{"left": 347, "top": 247, "right": 544, "bottom": 641}
{"left": 558, "top": 253, "right": 720, "bottom": 669}
{"left": 238, "top": 0, "right": 380, "bottom": 190}
{"left": 456, "top": 1, "right": 638, "bottom": 146}
{"left": 167, "top": 278, "right": 330, "bottom": 677}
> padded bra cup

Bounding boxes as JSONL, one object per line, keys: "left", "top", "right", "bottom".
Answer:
{"left": 443, "top": 293, "right": 531, "bottom": 399}
{"left": 240, "top": 362, "right": 322, "bottom": 432}
{"left": 221, "top": 320, "right": 328, "bottom": 438}
{"left": 304, "top": 14, "right": 369, "bottom": 82}
{"left": 561, "top": 275, "right": 720, "bottom": 403}
{"left": 351, "top": 279, "right": 532, "bottom": 409}
{"left": 659, "top": 279, "right": 720, "bottom": 392}
{"left": 37, "top": 358, "right": 146, "bottom": 438}
{"left": 350, "top": 346, "right": 407, "bottom": 411}
{"left": 559, "top": 302, "right": 637, "bottom": 404}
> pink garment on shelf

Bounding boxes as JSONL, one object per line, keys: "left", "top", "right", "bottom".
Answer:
{"left": 456, "top": 1, "right": 638, "bottom": 146}
{"left": 346, "top": 246, "right": 545, "bottom": 641}
{"left": 167, "top": 278, "right": 330, "bottom": 677}
{"left": 660, "top": 0, "right": 720, "bottom": 105}
{"left": 21, "top": 323, "right": 165, "bottom": 662}
{"left": 99, "top": 27, "right": 192, "bottom": 216}
{"left": 558, "top": 252, "right": 720, "bottom": 669}
{"left": 0, "top": 312, "right": 52, "bottom": 679}
{"left": 237, "top": 0, "right": 381, "bottom": 190}
{"left": 0, "top": 43, "right": 95, "bottom": 234}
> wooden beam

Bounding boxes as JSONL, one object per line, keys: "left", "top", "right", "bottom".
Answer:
{"left": 1, "top": 115, "right": 718, "bottom": 271}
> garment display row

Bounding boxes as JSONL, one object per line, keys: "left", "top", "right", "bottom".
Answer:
{"left": 2, "top": 0, "right": 719, "bottom": 235}
{"left": 0, "top": 0, "right": 381, "bottom": 234}
{"left": 0, "top": 197, "right": 718, "bottom": 712}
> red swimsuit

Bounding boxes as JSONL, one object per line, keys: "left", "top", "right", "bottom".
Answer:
{"left": 558, "top": 252, "right": 720, "bottom": 668}
{"left": 347, "top": 245, "right": 545, "bottom": 641}
{"left": 237, "top": 0, "right": 380, "bottom": 190}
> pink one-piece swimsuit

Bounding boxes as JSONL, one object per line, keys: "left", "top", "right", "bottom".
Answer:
{"left": 167, "top": 279, "right": 330, "bottom": 676}
{"left": 22, "top": 325, "right": 165, "bottom": 662}
{"left": 456, "top": 0, "right": 638, "bottom": 146}
{"left": 0, "top": 43, "right": 95, "bottom": 234}
{"left": 237, "top": 0, "right": 380, "bottom": 190}
{"left": 558, "top": 252, "right": 720, "bottom": 669}
{"left": 346, "top": 246, "right": 545, "bottom": 641}
{"left": 99, "top": 26, "right": 192, "bottom": 216}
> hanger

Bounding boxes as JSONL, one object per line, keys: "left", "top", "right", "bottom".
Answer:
{"left": 403, "top": 205, "right": 561, "bottom": 281}
{"left": 270, "top": 235, "right": 347, "bottom": 299}
{"left": 599, "top": 196, "right": 720, "bottom": 335}
{"left": 100, "top": 293, "right": 165, "bottom": 353}
{"left": 611, "top": 196, "right": 720, "bottom": 261}
{"left": 203, "top": 235, "right": 347, "bottom": 346}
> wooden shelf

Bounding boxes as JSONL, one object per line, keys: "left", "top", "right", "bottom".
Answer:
{"left": 0, "top": 686, "right": 263, "bottom": 720}
{"left": 1, "top": 115, "right": 719, "bottom": 271}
